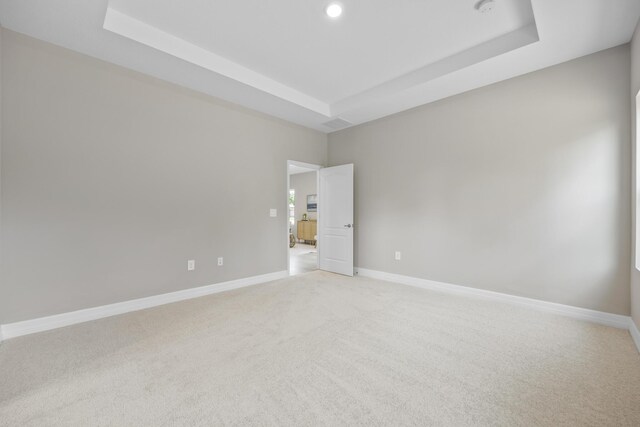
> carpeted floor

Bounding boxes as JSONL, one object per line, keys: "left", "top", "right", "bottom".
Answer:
{"left": 1, "top": 271, "right": 639, "bottom": 426}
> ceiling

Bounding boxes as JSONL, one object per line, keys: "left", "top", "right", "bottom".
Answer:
{"left": 1, "top": 1, "right": 639, "bottom": 132}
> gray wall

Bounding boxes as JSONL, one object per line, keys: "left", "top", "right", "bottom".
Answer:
{"left": 631, "top": 21, "right": 640, "bottom": 329}
{"left": 0, "top": 30, "right": 327, "bottom": 323}
{"left": 289, "top": 171, "right": 317, "bottom": 238}
{"left": 1, "top": 28, "right": 635, "bottom": 324}
{"left": 329, "top": 45, "right": 631, "bottom": 315}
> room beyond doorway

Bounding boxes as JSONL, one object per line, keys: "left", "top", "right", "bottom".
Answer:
{"left": 287, "top": 161, "right": 320, "bottom": 276}
{"left": 289, "top": 243, "right": 317, "bottom": 275}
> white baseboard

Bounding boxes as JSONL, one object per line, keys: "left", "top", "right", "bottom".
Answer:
{"left": 356, "top": 268, "right": 632, "bottom": 331}
{"left": 3, "top": 268, "right": 639, "bottom": 354}
{"left": 630, "top": 320, "right": 640, "bottom": 354}
{"left": 0, "top": 270, "right": 288, "bottom": 341}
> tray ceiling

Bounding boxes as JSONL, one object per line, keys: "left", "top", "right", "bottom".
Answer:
{"left": 1, "top": 0, "right": 639, "bottom": 132}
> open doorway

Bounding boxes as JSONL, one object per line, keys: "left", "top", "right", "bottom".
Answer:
{"left": 287, "top": 161, "right": 320, "bottom": 276}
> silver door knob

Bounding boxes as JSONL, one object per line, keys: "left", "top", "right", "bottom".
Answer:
{"left": 344, "top": 224, "right": 352, "bottom": 228}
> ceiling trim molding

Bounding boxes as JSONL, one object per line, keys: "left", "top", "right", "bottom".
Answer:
{"left": 103, "top": 6, "right": 540, "bottom": 126}
{"left": 331, "top": 23, "right": 540, "bottom": 116}
{"left": 103, "top": 7, "right": 332, "bottom": 117}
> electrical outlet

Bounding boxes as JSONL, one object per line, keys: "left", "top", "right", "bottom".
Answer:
{"left": 217, "top": 257, "right": 224, "bottom": 266}
{"left": 395, "top": 251, "right": 402, "bottom": 261}
{"left": 270, "top": 208, "right": 277, "bottom": 217}
{"left": 187, "top": 259, "right": 195, "bottom": 271}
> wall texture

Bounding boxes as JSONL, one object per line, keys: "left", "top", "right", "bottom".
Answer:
{"left": 0, "top": 31, "right": 327, "bottom": 323}
{"left": 329, "top": 45, "right": 632, "bottom": 315}
{"left": 289, "top": 171, "right": 317, "bottom": 238}
{"left": 631, "top": 22, "right": 640, "bottom": 329}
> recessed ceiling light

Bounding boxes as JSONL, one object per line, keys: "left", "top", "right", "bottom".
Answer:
{"left": 326, "top": 3, "right": 343, "bottom": 18}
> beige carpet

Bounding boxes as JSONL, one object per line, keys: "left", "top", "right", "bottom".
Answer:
{"left": 1, "top": 271, "right": 639, "bottom": 426}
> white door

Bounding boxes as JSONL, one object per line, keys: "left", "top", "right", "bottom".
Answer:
{"left": 318, "top": 164, "right": 354, "bottom": 276}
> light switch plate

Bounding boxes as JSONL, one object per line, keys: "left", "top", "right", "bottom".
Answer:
{"left": 270, "top": 208, "right": 277, "bottom": 217}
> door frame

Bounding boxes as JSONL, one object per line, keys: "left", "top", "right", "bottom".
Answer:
{"left": 286, "top": 160, "right": 322, "bottom": 276}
